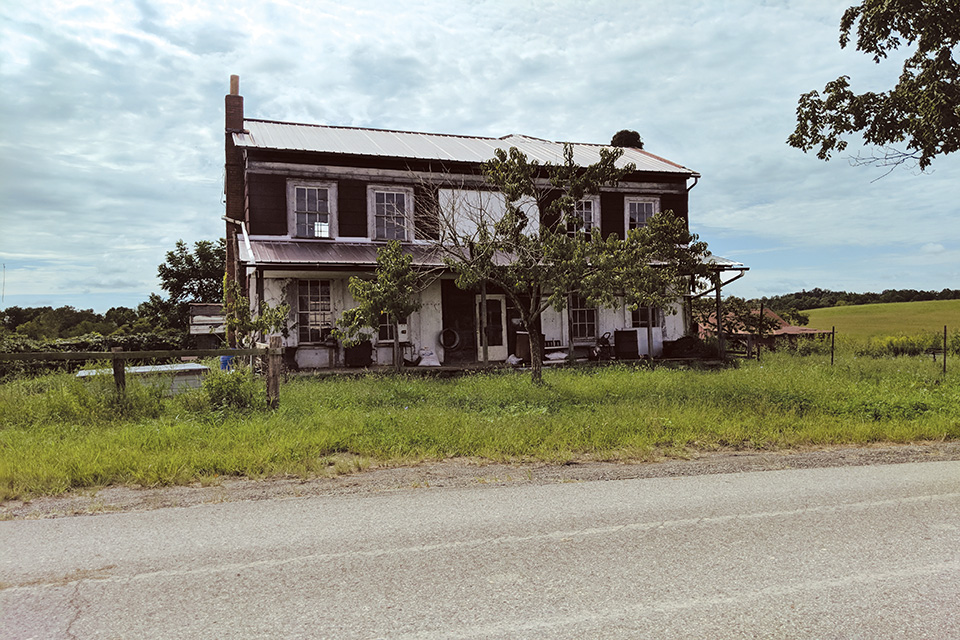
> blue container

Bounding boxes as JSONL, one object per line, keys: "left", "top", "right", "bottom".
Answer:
{"left": 219, "top": 355, "right": 235, "bottom": 371}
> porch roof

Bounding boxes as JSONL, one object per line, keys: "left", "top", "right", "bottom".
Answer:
{"left": 238, "top": 239, "right": 446, "bottom": 269}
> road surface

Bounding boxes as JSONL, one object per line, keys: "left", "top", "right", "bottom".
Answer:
{"left": 2, "top": 461, "right": 958, "bottom": 638}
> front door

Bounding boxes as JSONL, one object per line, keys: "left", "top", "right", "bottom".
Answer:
{"left": 476, "top": 294, "right": 508, "bottom": 361}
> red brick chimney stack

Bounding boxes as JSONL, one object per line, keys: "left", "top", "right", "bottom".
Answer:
{"left": 226, "top": 74, "right": 243, "bottom": 133}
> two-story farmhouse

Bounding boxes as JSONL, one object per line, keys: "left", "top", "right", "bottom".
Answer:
{"left": 223, "top": 76, "right": 741, "bottom": 369}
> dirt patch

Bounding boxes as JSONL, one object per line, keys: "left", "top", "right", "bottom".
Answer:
{"left": 4, "top": 441, "right": 959, "bottom": 520}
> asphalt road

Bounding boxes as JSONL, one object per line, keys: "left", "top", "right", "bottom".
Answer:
{"left": 2, "top": 461, "right": 958, "bottom": 639}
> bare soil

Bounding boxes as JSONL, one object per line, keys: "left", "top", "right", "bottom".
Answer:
{"left": 4, "top": 441, "right": 959, "bottom": 520}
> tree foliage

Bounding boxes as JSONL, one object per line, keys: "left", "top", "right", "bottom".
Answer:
{"left": 788, "top": 0, "right": 960, "bottom": 169}
{"left": 0, "top": 305, "right": 140, "bottom": 339}
{"left": 158, "top": 239, "right": 226, "bottom": 304}
{"left": 437, "top": 144, "right": 710, "bottom": 383}
{"left": 335, "top": 240, "right": 424, "bottom": 372}
{"left": 758, "top": 287, "right": 960, "bottom": 312}
{"left": 222, "top": 276, "right": 290, "bottom": 349}
{"left": 140, "top": 238, "right": 226, "bottom": 331}
{"left": 610, "top": 129, "right": 644, "bottom": 149}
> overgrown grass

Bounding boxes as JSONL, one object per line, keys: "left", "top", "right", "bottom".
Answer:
{"left": 1, "top": 353, "right": 957, "bottom": 500}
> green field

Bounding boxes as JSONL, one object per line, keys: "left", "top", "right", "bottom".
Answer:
{"left": 806, "top": 299, "right": 960, "bottom": 338}
{"left": 1, "top": 353, "right": 957, "bottom": 501}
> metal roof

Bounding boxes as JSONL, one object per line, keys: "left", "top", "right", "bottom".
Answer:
{"left": 77, "top": 363, "right": 210, "bottom": 377}
{"left": 702, "top": 254, "right": 748, "bottom": 270}
{"left": 240, "top": 240, "right": 446, "bottom": 268}
{"left": 234, "top": 120, "right": 697, "bottom": 176}
{"left": 241, "top": 240, "right": 746, "bottom": 275}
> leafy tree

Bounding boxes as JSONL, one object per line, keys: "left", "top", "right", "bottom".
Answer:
{"left": 14, "top": 310, "right": 60, "bottom": 339}
{"left": 159, "top": 239, "right": 226, "bottom": 303}
{"left": 611, "top": 129, "right": 644, "bottom": 149}
{"left": 779, "top": 308, "right": 810, "bottom": 326}
{"left": 1, "top": 306, "right": 49, "bottom": 332}
{"left": 222, "top": 276, "right": 290, "bottom": 349}
{"left": 105, "top": 306, "right": 138, "bottom": 329}
{"left": 10, "top": 306, "right": 111, "bottom": 339}
{"left": 438, "top": 144, "right": 710, "bottom": 384}
{"left": 137, "top": 294, "right": 186, "bottom": 333}
{"left": 788, "top": 1, "right": 960, "bottom": 170}
{"left": 143, "top": 238, "right": 226, "bottom": 331}
{"left": 335, "top": 240, "right": 424, "bottom": 372}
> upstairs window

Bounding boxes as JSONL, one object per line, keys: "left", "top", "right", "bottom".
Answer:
{"left": 567, "top": 197, "right": 598, "bottom": 238}
{"left": 625, "top": 197, "right": 659, "bottom": 234}
{"left": 288, "top": 181, "right": 337, "bottom": 239}
{"left": 297, "top": 279, "right": 332, "bottom": 343}
{"left": 368, "top": 186, "right": 414, "bottom": 241}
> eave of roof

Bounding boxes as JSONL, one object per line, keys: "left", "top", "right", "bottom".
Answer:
{"left": 233, "top": 119, "right": 698, "bottom": 177}
{"left": 239, "top": 239, "right": 446, "bottom": 269}
{"left": 703, "top": 254, "right": 748, "bottom": 270}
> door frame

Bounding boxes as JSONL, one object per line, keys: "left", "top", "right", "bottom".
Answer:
{"left": 476, "top": 293, "right": 508, "bottom": 361}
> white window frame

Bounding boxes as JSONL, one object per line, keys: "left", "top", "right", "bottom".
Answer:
{"left": 377, "top": 312, "right": 409, "bottom": 343}
{"left": 567, "top": 196, "right": 599, "bottom": 238}
{"left": 367, "top": 185, "right": 415, "bottom": 241}
{"left": 287, "top": 180, "right": 338, "bottom": 239}
{"left": 297, "top": 279, "right": 333, "bottom": 344}
{"left": 570, "top": 294, "right": 597, "bottom": 343}
{"left": 624, "top": 197, "right": 660, "bottom": 235}
{"left": 631, "top": 306, "right": 662, "bottom": 329}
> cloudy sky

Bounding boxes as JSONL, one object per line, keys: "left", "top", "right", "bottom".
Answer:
{"left": 1, "top": 0, "right": 957, "bottom": 313}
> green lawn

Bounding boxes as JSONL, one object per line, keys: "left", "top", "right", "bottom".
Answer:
{"left": 806, "top": 299, "right": 960, "bottom": 338}
{"left": 1, "top": 353, "right": 957, "bottom": 500}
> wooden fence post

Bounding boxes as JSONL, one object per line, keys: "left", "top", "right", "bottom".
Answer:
{"left": 111, "top": 347, "right": 126, "bottom": 393}
{"left": 757, "top": 303, "right": 764, "bottom": 363}
{"left": 267, "top": 336, "right": 281, "bottom": 409}
{"left": 831, "top": 327, "right": 835, "bottom": 366}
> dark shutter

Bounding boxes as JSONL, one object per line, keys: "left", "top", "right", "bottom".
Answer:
{"left": 247, "top": 174, "right": 287, "bottom": 235}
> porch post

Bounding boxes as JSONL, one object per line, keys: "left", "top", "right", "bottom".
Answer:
{"left": 646, "top": 311, "right": 654, "bottom": 361}
{"left": 757, "top": 302, "right": 764, "bottom": 362}
{"left": 480, "top": 281, "right": 489, "bottom": 365}
{"left": 715, "top": 272, "right": 726, "bottom": 360}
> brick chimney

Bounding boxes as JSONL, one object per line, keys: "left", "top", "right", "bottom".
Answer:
{"left": 224, "top": 75, "right": 245, "bottom": 344}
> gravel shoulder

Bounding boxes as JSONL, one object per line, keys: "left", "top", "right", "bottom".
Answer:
{"left": 4, "top": 441, "right": 959, "bottom": 520}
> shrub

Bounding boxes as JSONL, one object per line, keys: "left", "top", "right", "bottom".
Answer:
{"left": 856, "top": 333, "right": 940, "bottom": 358}
{"left": 202, "top": 364, "right": 265, "bottom": 411}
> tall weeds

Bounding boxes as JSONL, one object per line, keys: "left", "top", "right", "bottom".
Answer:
{"left": 1, "top": 353, "right": 957, "bottom": 499}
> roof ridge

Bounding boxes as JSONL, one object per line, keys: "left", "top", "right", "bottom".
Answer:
{"left": 244, "top": 118, "right": 501, "bottom": 142}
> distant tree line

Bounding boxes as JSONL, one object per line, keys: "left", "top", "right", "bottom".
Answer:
{"left": 757, "top": 288, "right": 960, "bottom": 317}
{"left": 697, "top": 287, "right": 960, "bottom": 333}
{"left": 1, "top": 239, "right": 226, "bottom": 343}
{"left": 0, "top": 305, "right": 150, "bottom": 340}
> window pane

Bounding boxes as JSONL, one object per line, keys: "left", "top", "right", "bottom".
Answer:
{"left": 298, "top": 279, "right": 332, "bottom": 342}
{"left": 296, "top": 187, "right": 306, "bottom": 212}
{"left": 374, "top": 190, "right": 408, "bottom": 240}
{"left": 570, "top": 295, "right": 597, "bottom": 340}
